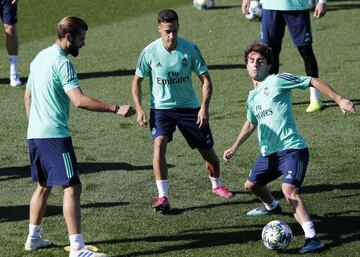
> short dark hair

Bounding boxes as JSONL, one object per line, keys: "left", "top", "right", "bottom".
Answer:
{"left": 157, "top": 9, "right": 178, "bottom": 24}
{"left": 244, "top": 42, "right": 273, "bottom": 66}
{"left": 57, "top": 16, "right": 88, "bottom": 39}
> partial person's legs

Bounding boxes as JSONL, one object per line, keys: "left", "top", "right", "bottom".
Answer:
{"left": 198, "top": 147, "right": 233, "bottom": 198}
{"left": 25, "top": 183, "right": 53, "bottom": 251}
{"left": 245, "top": 180, "right": 282, "bottom": 215}
{"left": 65, "top": 184, "right": 109, "bottom": 257}
{"left": 282, "top": 183, "right": 324, "bottom": 253}
{"left": 298, "top": 45, "right": 322, "bottom": 112}
{"left": 4, "top": 23, "right": 21, "bottom": 87}
{"left": 152, "top": 136, "right": 171, "bottom": 212}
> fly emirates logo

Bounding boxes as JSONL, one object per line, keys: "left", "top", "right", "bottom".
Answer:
{"left": 157, "top": 72, "right": 190, "bottom": 86}
{"left": 255, "top": 104, "right": 273, "bottom": 120}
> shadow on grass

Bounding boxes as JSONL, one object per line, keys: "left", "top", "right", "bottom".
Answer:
{"left": 0, "top": 63, "right": 246, "bottom": 85}
{"left": 0, "top": 201, "right": 128, "bottom": 223}
{"left": 0, "top": 162, "right": 155, "bottom": 181}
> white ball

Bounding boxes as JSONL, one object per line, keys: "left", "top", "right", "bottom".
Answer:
{"left": 245, "top": 0, "right": 262, "bottom": 21}
{"left": 262, "top": 220, "right": 292, "bottom": 250}
{"left": 193, "top": 0, "right": 215, "bottom": 10}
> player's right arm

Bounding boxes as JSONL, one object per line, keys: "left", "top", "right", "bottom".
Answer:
{"left": 241, "top": 0, "right": 251, "bottom": 15}
{"left": 131, "top": 74, "right": 147, "bottom": 127}
{"left": 223, "top": 120, "right": 257, "bottom": 161}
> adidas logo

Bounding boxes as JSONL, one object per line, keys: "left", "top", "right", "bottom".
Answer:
{"left": 155, "top": 62, "right": 162, "bottom": 67}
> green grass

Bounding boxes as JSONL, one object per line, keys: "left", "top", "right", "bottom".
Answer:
{"left": 0, "top": 0, "right": 360, "bottom": 256}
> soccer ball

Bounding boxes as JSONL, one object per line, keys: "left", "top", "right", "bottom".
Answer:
{"left": 245, "top": 0, "right": 262, "bottom": 21}
{"left": 193, "top": 0, "right": 215, "bottom": 10}
{"left": 262, "top": 220, "right": 292, "bottom": 250}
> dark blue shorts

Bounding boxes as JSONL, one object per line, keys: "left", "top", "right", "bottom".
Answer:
{"left": 149, "top": 108, "right": 214, "bottom": 149}
{"left": 261, "top": 9, "right": 312, "bottom": 47}
{"left": 247, "top": 148, "right": 309, "bottom": 188}
{"left": 1, "top": 0, "right": 17, "bottom": 25}
{"left": 28, "top": 137, "right": 81, "bottom": 187}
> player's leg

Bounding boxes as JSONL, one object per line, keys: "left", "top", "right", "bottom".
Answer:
{"left": 261, "top": 9, "right": 286, "bottom": 74}
{"left": 25, "top": 182, "right": 53, "bottom": 251}
{"left": 285, "top": 10, "right": 322, "bottom": 112}
{"left": 198, "top": 147, "right": 233, "bottom": 198}
{"left": 149, "top": 109, "right": 174, "bottom": 213}
{"left": 245, "top": 154, "right": 283, "bottom": 216}
{"left": 2, "top": 1, "right": 21, "bottom": 86}
{"left": 25, "top": 140, "right": 54, "bottom": 251}
{"left": 279, "top": 148, "right": 324, "bottom": 253}
{"left": 177, "top": 108, "right": 232, "bottom": 199}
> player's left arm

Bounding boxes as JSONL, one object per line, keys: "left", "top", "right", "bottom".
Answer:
{"left": 197, "top": 72, "right": 212, "bottom": 128}
{"left": 24, "top": 88, "right": 31, "bottom": 120}
{"left": 310, "top": 78, "right": 356, "bottom": 114}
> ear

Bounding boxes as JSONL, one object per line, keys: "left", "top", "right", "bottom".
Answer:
{"left": 157, "top": 25, "right": 161, "bottom": 33}
{"left": 65, "top": 33, "right": 73, "bottom": 42}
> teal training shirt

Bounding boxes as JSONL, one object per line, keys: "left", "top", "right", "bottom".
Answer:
{"left": 246, "top": 73, "right": 311, "bottom": 156}
{"left": 261, "top": 0, "right": 309, "bottom": 10}
{"left": 135, "top": 37, "right": 208, "bottom": 109}
{"left": 26, "top": 44, "right": 80, "bottom": 139}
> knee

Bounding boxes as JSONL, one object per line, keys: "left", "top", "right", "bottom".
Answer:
{"left": 282, "top": 184, "right": 299, "bottom": 200}
{"left": 4, "top": 24, "right": 16, "bottom": 36}
{"left": 244, "top": 180, "right": 256, "bottom": 192}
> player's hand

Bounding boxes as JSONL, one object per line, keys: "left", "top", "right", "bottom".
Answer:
{"left": 223, "top": 147, "right": 236, "bottom": 162}
{"left": 313, "top": 3, "right": 327, "bottom": 18}
{"left": 196, "top": 106, "right": 208, "bottom": 128}
{"left": 241, "top": 0, "right": 251, "bottom": 15}
{"left": 116, "top": 105, "right": 135, "bottom": 117}
{"left": 136, "top": 111, "right": 148, "bottom": 127}
{"left": 338, "top": 98, "right": 356, "bottom": 115}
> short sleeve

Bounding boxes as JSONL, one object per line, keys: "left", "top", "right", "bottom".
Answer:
{"left": 191, "top": 44, "right": 208, "bottom": 75}
{"left": 135, "top": 48, "right": 151, "bottom": 78}
{"left": 58, "top": 60, "right": 80, "bottom": 92}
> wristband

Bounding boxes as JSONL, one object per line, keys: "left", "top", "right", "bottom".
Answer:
{"left": 114, "top": 105, "right": 120, "bottom": 113}
{"left": 318, "top": 0, "right": 327, "bottom": 4}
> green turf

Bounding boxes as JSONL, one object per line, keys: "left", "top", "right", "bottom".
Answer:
{"left": 0, "top": 0, "right": 359, "bottom": 256}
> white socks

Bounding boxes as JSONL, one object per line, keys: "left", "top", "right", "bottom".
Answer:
{"left": 264, "top": 199, "right": 278, "bottom": 210}
{"left": 8, "top": 55, "right": 19, "bottom": 77}
{"left": 310, "top": 87, "right": 320, "bottom": 100}
{"left": 156, "top": 180, "right": 168, "bottom": 198}
{"left": 28, "top": 224, "right": 41, "bottom": 239}
{"left": 69, "top": 233, "right": 85, "bottom": 250}
{"left": 209, "top": 176, "right": 222, "bottom": 189}
{"left": 302, "top": 221, "right": 316, "bottom": 239}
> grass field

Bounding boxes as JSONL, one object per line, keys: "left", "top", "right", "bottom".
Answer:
{"left": 0, "top": 0, "right": 359, "bottom": 256}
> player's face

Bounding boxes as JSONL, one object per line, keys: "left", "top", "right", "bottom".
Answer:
{"left": 246, "top": 51, "right": 270, "bottom": 81}
{"left": 158, "top": 21, "right": 179, "bottom": 52}
{"left": 68, "top": 30, "right": 86, "bottom": 57}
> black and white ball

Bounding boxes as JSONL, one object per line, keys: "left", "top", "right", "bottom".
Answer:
{"left": 193, "top": 0, "right": 215, "bottom": 10}
{"left": 245, "top": 0, "right": 262, "bottom": 21}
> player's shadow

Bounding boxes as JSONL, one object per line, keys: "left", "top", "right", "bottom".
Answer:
{"left": 0, "top": 162, "right": 157, "bottom": 181}
{"left": 327, "top": 2, "right": 360, "bottom": 11}
{"left": 0, "top": 201, "right": 128, "bottom": 223}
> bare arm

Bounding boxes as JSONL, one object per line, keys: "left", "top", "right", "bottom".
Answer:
{"left": 223, "top": 120, "right": 257, "bottom": 161}
{"left": 24, "top": 88, "right": 31, "bottom": 120}
{"left": 197, "top": 72, "right": 212, "bottom": 128}
{"left": 313, "top": 2, "right": 327, "bottom": 18}
{"left": 131, "top": 75, "right": 147, "bottom": 126}
{"left": 67, "top": 87, "right": 135, "bottom": 117}
{"left": 241, "top": 0, "right": 251, "bottom": 15}
{"left": 310, "top": 78, "right": 356, "bottom": 114}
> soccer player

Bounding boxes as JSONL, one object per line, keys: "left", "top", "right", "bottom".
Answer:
{"left": 223, "top": 42, "right": 356, "bottom": 253}
{"left": 24, "top": 16, "right": 135, "bottom": 257}
{"left": 131, "top": 9, "right": 233, "bottom": 213}
{"left": 242, "top": 0, "right": 327, "bottom": 113}
{"left": 1, "top": 0, "right": 22, "bottom": 86}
